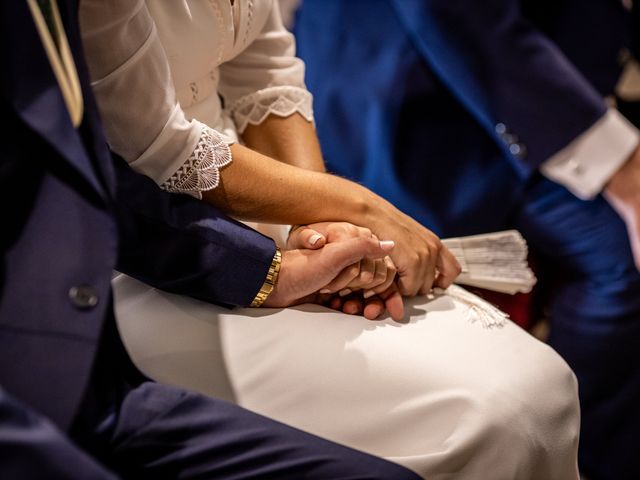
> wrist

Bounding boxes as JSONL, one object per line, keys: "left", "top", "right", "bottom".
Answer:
{"left": 250, "top": 247, "right": 282, "bottom": 307}
{"left": 262, "top": 249, "right": 311, "bottom": 308}
{"left": 339, "top": 179, "right": 379, "bottom": 226}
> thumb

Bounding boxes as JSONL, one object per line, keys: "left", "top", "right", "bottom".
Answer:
{"left": 287, "top": 226, "right": 326, "bottom": 250}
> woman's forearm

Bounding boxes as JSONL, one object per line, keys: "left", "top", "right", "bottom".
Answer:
{"left": 203, "top": 142, "right": 375, "bottom": 225}
{"left": 204, "top": 110, "right": 375, "bottom": 225}
{"left": 240, "top": 113, "right": 326, "bottom": 172}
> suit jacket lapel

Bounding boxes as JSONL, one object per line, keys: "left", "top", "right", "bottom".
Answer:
{"left": 1, "top": 0, "right": 108, "bottom": 201}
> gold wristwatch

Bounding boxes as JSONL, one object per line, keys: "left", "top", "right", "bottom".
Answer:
{"left": 250, "top": 247, "right": 282, "bottom": 307}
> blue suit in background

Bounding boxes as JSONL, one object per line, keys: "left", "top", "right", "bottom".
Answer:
{"left": 295, "top": 1, "right": 640, "bottom": 478}
{"left": 0, "top": 1, "right": 418, "bottom": 478}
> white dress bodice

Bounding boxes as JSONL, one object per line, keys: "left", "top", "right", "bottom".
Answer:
{"left": 146, "top": 0, "right": 270, "bottom": 135}
{"left": 81, "top": 0, "right": 313, "bottom": 197}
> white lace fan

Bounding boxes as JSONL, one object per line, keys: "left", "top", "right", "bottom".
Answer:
{"left": 443, "top": 230, "right": 537, "bottom": 294}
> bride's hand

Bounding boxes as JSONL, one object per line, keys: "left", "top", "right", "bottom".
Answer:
{"left": 287, "top": 222, "right": 398, "bottom": 296}
{"left": 361, "top": 197, "right": 462, "bottom": 296}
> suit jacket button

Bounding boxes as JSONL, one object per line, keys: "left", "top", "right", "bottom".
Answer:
{"left": 69, "top": 286, "right": 99, "bottom": 309}
{"left": 495, "top": 123, "right": 507, "bottom": 135}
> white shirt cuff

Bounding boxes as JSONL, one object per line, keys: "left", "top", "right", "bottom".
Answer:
{"left": 540, "top": 109, "right": 640, "bottom": 200}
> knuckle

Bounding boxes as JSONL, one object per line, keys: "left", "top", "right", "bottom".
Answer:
{"left": 359, "top": 227, "right": 372, "bottom": 238}
{"left": 346, "top": 225, "right": 360, "bottom": 236}
{"left": 360, "top": 270, "right": 374, "bottom": 283}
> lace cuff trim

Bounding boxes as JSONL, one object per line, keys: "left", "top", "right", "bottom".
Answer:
{"left": 160, "top": 125, "right": 232, "bottom": 199}
{"left": 229, "top": 85, "right": 314, "bottom": 133}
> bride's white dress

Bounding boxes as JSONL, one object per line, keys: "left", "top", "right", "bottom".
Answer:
{"left": 81, "top": 1, "right": 580, "bottom": 478}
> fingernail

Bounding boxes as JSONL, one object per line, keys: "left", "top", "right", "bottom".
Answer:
{"left": 379, "top": 240, "right": 395, "bottom": 251}
{"left": 363, "top": 290, "right": 376, "bottom": 299}
{"left": 309, "top": 234, "right": 323, "bottom": 245}
{"left": 339, "top": 288, "right": 352, "bottom": 297}
{"left": 319, "top": 289, "right": 332, "bottom": 294}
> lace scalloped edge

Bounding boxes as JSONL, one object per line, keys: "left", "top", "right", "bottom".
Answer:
{"left": 160, "top": 125, "right": 232, "bottom": 199}
{"left": 229, "top": 85, "right": 314, "bottom": 133}
{"left": 433, "top": 285, "right": 509, "bottom": 329}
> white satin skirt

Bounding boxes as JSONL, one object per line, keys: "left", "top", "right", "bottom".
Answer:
{"left": 113, "top": 273, "right": 580, "bottom": 479}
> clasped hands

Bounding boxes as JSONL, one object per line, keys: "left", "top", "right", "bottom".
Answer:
{"left": 263, "top": 222, "right": 462, "bottom": 321}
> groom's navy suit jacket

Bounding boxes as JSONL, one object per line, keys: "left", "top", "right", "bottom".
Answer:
{"left": 296, "top": 0, "right": 637, "bottom": 234}
{"left": 0, "top": 0, "right": 274, "bottom": 432}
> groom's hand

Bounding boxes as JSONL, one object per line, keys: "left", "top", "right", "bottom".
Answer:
{"left": 287, "top": 222, "right": 398, "bottom": 297}
{"left": 323, "top": 284, "right": 405, "bottom": 322}
{"left": 263, "top": 236, "right": 395, "bottom": 310}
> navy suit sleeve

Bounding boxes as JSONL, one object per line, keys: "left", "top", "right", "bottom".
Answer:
{"left": 389, "top": 0, "right": 609, "bottom": 171}
{"left": 112, "top": 156, "right": 275, "bottom": 308}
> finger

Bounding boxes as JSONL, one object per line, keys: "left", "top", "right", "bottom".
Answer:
{"left": 342, "top": 297, "right": 363, "bottom": 316}
{"left": 368, "top": 258, "right": 390, "bottom": 290}
{"left": 363, "top": 256, "right": 397, "bottom": 298}
{"left": 287, "top": 226, "right": 326, "bottom": 250}
{"left": 395, "top": 264, "right": 421, "bottom": 297}
{"left": 362, "top": 296, "right": 385, "bottom": 320}
{"left": 345, "top": 258, "right": 376, "bottom": 289}
{"left": 359, "top": 258, "right": 389, "bottom": 292}
{"left": 433, "top": 245, "right": 462, "bottom": 289}
{"left": 321, "top": 237, "right": 395, "bottom": 277}
{"left": 417, "top": 251, "right": 438, "bottom": 296}
{"left": 395, "top": 248, "right": 431, "bottom": 297}
{"left": 326, "top": 224, "right": 374, "bottom": 243}
{"left": 380, "top": 284, "right": 405, "bottom": 322}
{"left": 320, "top": 262, "right": 361, "bottom": 294}
{"left": 416, "top": 239, "right": 441, "bottom": 295}
{"left": 329, "top": 296, "right": 343, "bottom": 311}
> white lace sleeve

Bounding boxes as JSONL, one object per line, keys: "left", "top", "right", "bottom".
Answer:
{"left": 229, "top": 85, "right": 314, "bottom": 134}
{"left": 160, "top": 125, "right": 233, "bottom": 199}
{"left": 81, "top": 1, "right": 232, "bottom": 193}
